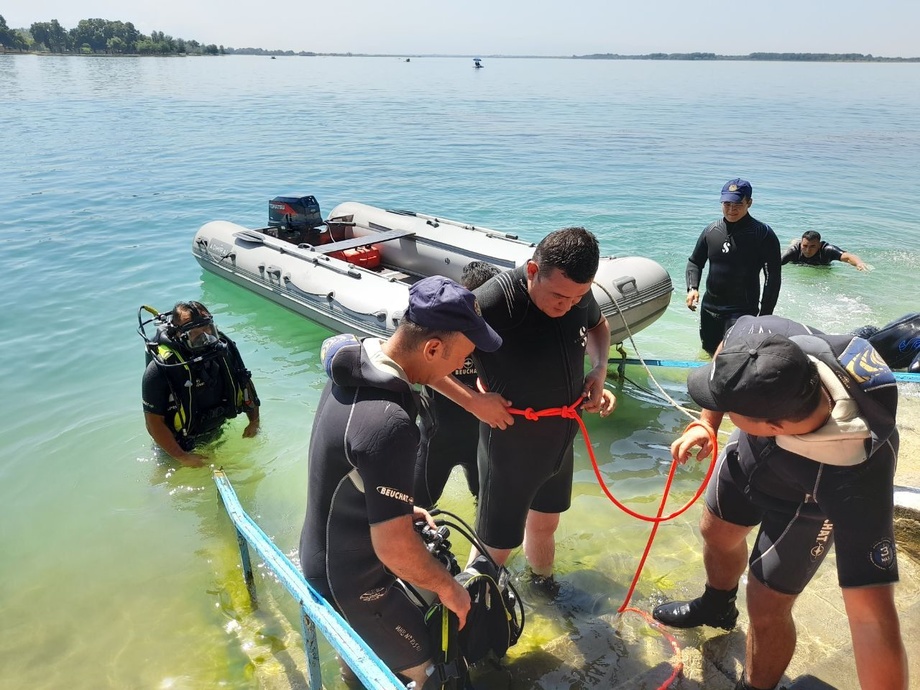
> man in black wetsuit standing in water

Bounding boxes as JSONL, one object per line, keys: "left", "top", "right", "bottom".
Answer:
{"left": 686, "top": 179, "right": 782, "bottom": 356}
{"left": 432, "top": 227, "right": 617, "bottom": 593}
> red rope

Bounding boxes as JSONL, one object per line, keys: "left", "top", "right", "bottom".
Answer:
{"left": 499, "top": 395, "right": 719, "bottom": 690}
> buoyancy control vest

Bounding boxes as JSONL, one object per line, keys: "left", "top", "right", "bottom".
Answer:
{"left": 151, "top": 332, "right": 256, "bottom": 445}
{"left": 729, "top": 333, "right": 898, "bottom": 512}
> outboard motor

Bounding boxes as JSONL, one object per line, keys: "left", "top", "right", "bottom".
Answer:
{"left": 268, "top": 196, "right": 323, "bottom": 231}
{"left": 267, "top": 196, "right": 325, "bottom": 245}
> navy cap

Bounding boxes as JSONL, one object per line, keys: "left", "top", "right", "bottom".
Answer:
{"left": 405, "top": 276, "right": 502, "bottom": 352}
{"left": 687, "top": 331, "right": 819, "bottom": 419}
{"left": 721, "top": 178, "right": 753, "bottom": 203}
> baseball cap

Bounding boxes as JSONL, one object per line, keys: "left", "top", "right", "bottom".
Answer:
{"left": 721, "top": 178, "right": 753, "bottom": 203}
{"left": 405, "top": 276, "right": 502, "bottom": 352}
{"left": 686, "top": 331, "right": 819, "bottom": 419}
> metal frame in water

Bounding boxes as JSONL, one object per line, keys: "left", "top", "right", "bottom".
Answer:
{"left": 213, "top": 469, "right": 404, "bottom": 690}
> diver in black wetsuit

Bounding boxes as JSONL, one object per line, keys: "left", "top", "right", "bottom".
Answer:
{"left": 415, "top": 261, "right": 501, "bottom": 508}
{"left": 782, "top": 230, "right": 868, "bottom": 271}
{"left": 653, "top": 315, "right": 907, "bottom": 690}
{"left": 431, "top": 228, "right": 616, "bottom": 590}
{"left": 298, "top": 276, "right": 502, "bottom": 688}
{"left": 141, "top": 301, "right": 260, "bottom": 467}
{"left": 686, "top": 179, "right": 782, "bottom": 356}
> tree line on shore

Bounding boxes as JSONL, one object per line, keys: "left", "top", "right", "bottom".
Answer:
{"left": 0, "top": 15, "right": 307, "bottom": 56}
{"left": 3, "top": 15, "right": 917, "bottom": 61}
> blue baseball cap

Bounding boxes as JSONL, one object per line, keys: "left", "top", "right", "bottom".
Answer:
{"left": 721, "top": 178, "right": 753, "bottom": 203}
{"left": 406, "top": 276, "right": 502, "bottom": 352}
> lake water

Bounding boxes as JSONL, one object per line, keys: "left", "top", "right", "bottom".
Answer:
{"left": 2, "top": 54, "right": 919, "bottom": 689}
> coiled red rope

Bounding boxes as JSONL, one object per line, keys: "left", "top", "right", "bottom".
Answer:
{"left": 500, "top": 395, "right": 719, "bottom": 690}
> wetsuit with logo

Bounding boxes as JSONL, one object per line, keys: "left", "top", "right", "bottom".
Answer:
{"left": 415, "top": 360, "right": 481, "bottom": 508}
{"left": 472, "top": 266, "right": 602, "bottom": 549}
{"left": 299, "top": 334, "right": 433, "bottom": 672}
{"left": 142, "top": 337, "right": 253, "bottom": 451}
{"left": 867, "top": 312, "right": 920, "bottom": 371}
{"left": 686, "top": 214, "right": 781, "bottom": 355}
{"left": 706, "top": 315, "right": 900, "bottom": 594}
{"left": 781, "top": 239, "right": 845, "bottom": 266}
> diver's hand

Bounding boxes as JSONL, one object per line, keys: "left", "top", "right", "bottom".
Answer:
{"left": 439, "top": 579, "right": 472, "bottom": 630}
{"left": 413, "top": 506, "right": 438, "bottom": 531}
{"left": 178, "top": 451, "right": 208, "bottom": 468}
{"left": 587, "top": 389, "right": 617, "bottom": 417}
{"left": 242, "top": 418, "right": 260, "bottom": 438}
{"left": 471, "top": 392, "right": 514, "bottom": 430}
{"left": 686, "top": 289, "right": 700, "bottom": 311}
{"left": 670, "top": 424, "right": 715, "bottom": 465}
{"left": 581, "top": 367, "right": 616, "bottom": 417}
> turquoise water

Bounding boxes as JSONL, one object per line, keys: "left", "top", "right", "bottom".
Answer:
{"left": 2, "top": 54, "right": 920, "bottom": 689}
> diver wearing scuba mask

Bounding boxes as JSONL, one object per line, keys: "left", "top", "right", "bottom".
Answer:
{"left": 141, "top": 301, "right": 260, "bottom": 467}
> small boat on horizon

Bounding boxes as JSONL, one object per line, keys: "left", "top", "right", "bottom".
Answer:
{"left": 191, "top": 196, "right": 673, "bottom": 343}
{"left": 473, "top": 57, "right": 484, "bottom": 68}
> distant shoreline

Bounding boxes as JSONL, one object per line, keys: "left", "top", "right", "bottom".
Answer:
{"left": 10, "top": 50, "right": 920, "bottom": 63}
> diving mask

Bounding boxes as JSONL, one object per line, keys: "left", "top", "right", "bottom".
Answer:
{"left": 175, "top": 316, "right": 221, "bottom": 352}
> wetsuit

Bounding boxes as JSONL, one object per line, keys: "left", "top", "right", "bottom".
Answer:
{"left": 686, "top": 214, "right": 781, "bottom": 355}
{"left": 781, "top": 239, "right": 844, "bottom": 266}
{"left": 706, "top": 315, "right": 899, "bottom": 594}
{"left": 299, "top": 334, "right": 433, "bottom": 672}
{"left": 415, "top": 359, "right": 480, "bottom": 508}
{"left": 866, "top": 312, "right": 920, "bottom": 371}
{"left": 472, "top": 266, "right": 602, "bottom": 549}
{"left": 142, "top": 337, "right": 255, "bottom": 451}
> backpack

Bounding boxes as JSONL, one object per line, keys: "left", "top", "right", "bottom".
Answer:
{"left": 455, "top": 555, "right": 523, "bottom": 665}
{"left": 414, "top": 511, "right": 525, "bottom": 689}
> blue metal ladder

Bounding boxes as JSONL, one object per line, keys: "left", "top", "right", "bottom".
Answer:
{"left": 213, "top": 469, "right": 404, "bottom": 689}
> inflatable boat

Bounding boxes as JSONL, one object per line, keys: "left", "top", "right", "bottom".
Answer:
{"left": 192, "top": 196, "right": 673, "bottom": 343}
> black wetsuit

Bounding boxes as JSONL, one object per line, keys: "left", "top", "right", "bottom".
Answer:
{"left": 415, "top": 359, "right": 480, "bottom": 508}
{"left": 141, "top": 338, "right": 253, "bottom": 451}
{"left": 706, "top": 315, "right": 900, "bottom": 594}
{"left": 299, "top": 334, "right": 433, "bottom": 672}
{"left": 686, "top": 214, "right": 781, "bottom": 355}
{"left": 471, "top": 266, "right": 602, "bottom": 549}
{"left": 864, "top": 313, "right": 920, "bottom": 371}
{"left": 781, "top": 239, "right": 844, "bottom": 266}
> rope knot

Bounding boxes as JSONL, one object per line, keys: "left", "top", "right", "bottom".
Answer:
{"left": 560, "top": 404, "right": 580, "bottom": 419}
{"left": 521, "top": 408, "right": 539, "bottom": 421}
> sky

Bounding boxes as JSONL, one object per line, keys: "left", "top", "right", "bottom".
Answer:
{"left": 5, "top": 0, "right": 919, "bottom": 58}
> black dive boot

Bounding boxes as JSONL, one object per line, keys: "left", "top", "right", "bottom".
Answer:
{"left": 652, "top": 584, "right": 739, "bottom": 630}
{"left": 734, "top": 676, "right": 776, "bottom": 690}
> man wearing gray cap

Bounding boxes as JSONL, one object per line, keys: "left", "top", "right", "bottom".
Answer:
{"left": 653, "top": 315, "right": 907, "bottom": 690}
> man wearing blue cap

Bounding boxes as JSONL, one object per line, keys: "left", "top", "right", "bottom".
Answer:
{"left": 298, "top": 276, "right": 502, "bottom": 688}
{"left": 686, "top": 179, "right": 782, "bottom": 356}
{"left": 653, "top": 315, "right": 907, "bottom": 690}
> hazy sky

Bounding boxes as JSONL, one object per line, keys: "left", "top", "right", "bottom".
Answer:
{"left": 6, "top": 1, "right": 919, "bottom": 57}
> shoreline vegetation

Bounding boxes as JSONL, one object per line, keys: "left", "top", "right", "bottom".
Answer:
{"left": 1, "top": 15, "right": 919, "bottom": 62}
